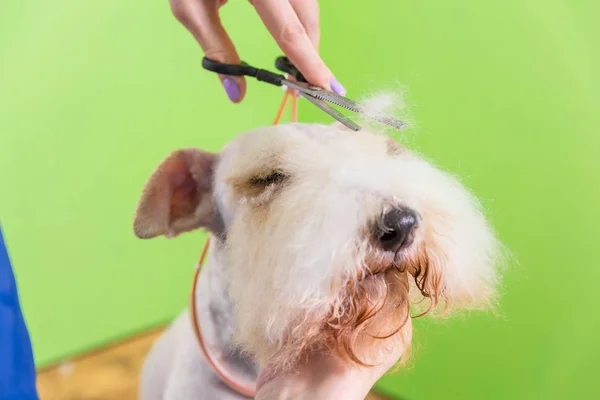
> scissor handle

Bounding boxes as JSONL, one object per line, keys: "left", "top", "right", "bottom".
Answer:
{"left": 275, "top": 56, "right": 308, "bottom": 83}
{"left": 202, "top": 57, "right": 285, "bottom": 86}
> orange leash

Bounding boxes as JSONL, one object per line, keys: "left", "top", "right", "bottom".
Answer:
{"left": 189, "top": 87, "right": 298, "bottom": 398}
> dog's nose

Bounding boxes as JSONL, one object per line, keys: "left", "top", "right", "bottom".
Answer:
{"left": 377, "top": 208, "right": 419, "bottom": 252}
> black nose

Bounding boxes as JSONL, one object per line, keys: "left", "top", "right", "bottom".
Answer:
{"left": 376, "top": 208, "right": 419, "bottom": 252}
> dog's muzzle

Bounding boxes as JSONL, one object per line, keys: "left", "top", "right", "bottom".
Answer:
{"left": 375, "top": 207, "right": 419, "bottom": 252}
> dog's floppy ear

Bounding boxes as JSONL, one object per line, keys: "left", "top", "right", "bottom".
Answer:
{"left": 133, "top": 148, "right": 217, "bottom": 239}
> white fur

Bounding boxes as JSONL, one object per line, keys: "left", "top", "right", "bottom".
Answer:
{"left": 137, "top": 111, "right": 504, "bottom": 398}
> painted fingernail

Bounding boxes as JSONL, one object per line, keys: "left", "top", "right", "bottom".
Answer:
{"left": 329, "top": 78, "right": 347, "bottom": 96}
{"left": 222, "top": 78, "right": 241, "bottom": 102}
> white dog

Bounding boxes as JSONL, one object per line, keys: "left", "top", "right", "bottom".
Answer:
{"left": 133, "top": 120, "right": 502, "bottom": 399}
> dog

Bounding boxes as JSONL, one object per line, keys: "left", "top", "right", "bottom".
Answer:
{"left": 133, "top": 119, "right": 503, "bottom": 399}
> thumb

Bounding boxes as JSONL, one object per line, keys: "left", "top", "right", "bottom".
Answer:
{"left": 170, "top": 0, "right": 247, "bottom": 103}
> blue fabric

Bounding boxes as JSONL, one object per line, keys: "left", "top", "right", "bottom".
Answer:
{"left": 0, "top": 226, "right": 39, "bottom": 400}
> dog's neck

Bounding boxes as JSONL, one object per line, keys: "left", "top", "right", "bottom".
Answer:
{"left": 194, "top": 239, "right": 259, "bottom": 380}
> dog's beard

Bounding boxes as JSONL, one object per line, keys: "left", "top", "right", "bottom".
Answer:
{"left": 324, "top": 262, "right": 412, "bottom": 365}
{"left": 253, "top": 264, "right": 413, "bottom": 394}
{"left": 250, "top": 259, "right": 413, "bottom": 377}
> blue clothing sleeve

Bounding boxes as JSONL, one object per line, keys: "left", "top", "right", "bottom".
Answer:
{"left": 0, "top": 226, "right": 39, "bottom": 400}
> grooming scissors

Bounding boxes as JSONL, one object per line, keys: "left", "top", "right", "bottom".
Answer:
{"left": 202, "top": 56, "right": 406, "bottom": 131}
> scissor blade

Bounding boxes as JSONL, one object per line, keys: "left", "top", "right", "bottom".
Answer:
{"left": 307, "top": 89, "right": 363, "bottom": 112}
{"left": 314, "top": 91, "right": 407, "bottom": 130}
{"left": 361, "top": 114, "right": 407, "bottom": 130}
{"left": 301, "top": 94, "right": 361, "bottom": 131}
{"left": 284, "top": 80, "right": 406, "bottom": 130}
{"left": 283, "top": 80, "right": 358, "bottom": 110}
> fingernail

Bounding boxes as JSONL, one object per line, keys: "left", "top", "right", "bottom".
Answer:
{"left": 329, "top": 78, "right": 347, "bottom": 96}
{"left": 222, "top": 78, "right": 241, "bottom": 102}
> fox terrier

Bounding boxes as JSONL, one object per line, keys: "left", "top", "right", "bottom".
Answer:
{"left": 133, "top": 120, "right": 502, "bottom": 399}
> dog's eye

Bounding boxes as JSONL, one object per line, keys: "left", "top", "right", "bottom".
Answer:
{"left": 249, "top": 171, "right": 287, "bottom": 186}
{"left": 233, "top": 170, "right": 289, "bottom": 200}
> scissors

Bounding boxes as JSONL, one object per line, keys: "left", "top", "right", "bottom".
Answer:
{"left": 202, "top": 56, "right": 406, "bottom": 131}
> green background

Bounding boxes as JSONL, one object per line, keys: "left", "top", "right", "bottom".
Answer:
{"left": 1, "top": 0, "right": 598, "bottom": 399}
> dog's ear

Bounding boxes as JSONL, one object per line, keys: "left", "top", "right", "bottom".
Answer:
{"left": 133, "top": 148, "right": 217, "bottom": 239}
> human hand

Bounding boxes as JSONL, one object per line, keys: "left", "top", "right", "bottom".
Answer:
{"left": 255, "top": 320, "right": 412, "bottom": 400}
{"left": 169, "top": 0, "right": 346, "bottom": 103}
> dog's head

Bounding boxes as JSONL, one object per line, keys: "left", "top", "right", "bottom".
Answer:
{"left": 134, "top": 122, "right": 503, "bottom": 372}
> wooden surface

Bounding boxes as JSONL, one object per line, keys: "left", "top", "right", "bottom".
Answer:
{"left": 36, "top": 327, "right": 392, "bottom": 400}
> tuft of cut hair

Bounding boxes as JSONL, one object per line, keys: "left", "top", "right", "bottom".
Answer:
{"left": 356, "top": 86, "right": 417, "bottom": 140}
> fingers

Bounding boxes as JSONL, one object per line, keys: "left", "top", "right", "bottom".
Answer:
{"left": 251, "top": 0, "right": 346, "bottom": 95}
{"left": 170, "top": 0, "right": 246, "bottom": 103}
{"left": 289, "top": 0, "right": 319, "bottom": 50}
